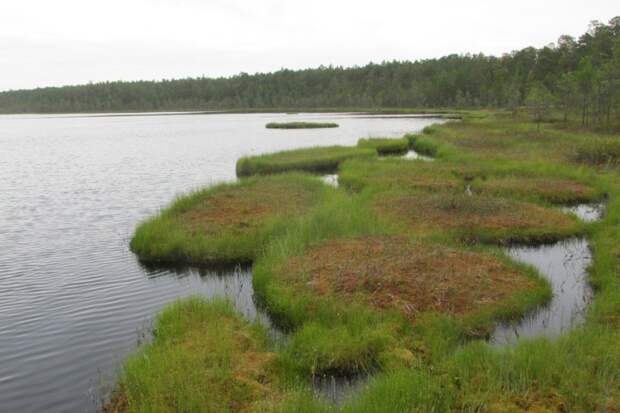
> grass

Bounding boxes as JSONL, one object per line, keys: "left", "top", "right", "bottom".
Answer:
{"left": 106, "top": 298, "right": 284, "bottom": 413}
{"left": 266, "top": 122, "right": 339, "bottom": 129}
{"left": 130, "top": 173, "right": 333, "bottom": 266}
{"left": 339, "top": 158, "right": 479, "bottom": 193}
{"left": 120, "top": 110, "right": 620, "bottom": 412}
{"left": 236, "top": 146, "right": 376, "bottom": 177}
{"left": 574, "top": 138, "right": 620, "bottom": 167}
{"left": 357, "top": 137, "right": 409, "bottom": 155}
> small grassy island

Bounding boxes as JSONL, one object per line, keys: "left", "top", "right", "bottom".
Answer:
{"left": 130, "top": 174, "right": 334, "bottom": 266}
{"left": 117, "top": 110, "right": 620, "bottom": 413}
{"left": 236, "top": 146, "right": 376, "bottom": 176}
{"left": 266, "top": 121, "right": 339, "bottom": 129}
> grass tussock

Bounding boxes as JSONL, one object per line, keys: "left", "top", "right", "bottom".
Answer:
{"left": 106, "top": 298, "right": 286, "bottom": 413}
{"left": 373, "top": 190, "right": 584, "bottom": 244}
{"left": 236, "top": 146, "right": 376, "bottom": 177}
{"left": 357, "top": 137, "right": 409, "bottom": 155}
{"left": 266, "top": 121, "right": 339, "bottom": 129}
{"left": 130, "top": 174, "right": 332, "bottom": 266}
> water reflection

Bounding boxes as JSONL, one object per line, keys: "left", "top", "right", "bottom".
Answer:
{"left": 312, "top": 373, "right": 370, "bottom": 405}
{"left": 491, "top": 238, "right": 594, "bottom": 345}
{"left": 561, "top": 202, "right": 605, "bottom": 222}
{"left": 321, "top": 174, "right": 339, "bottom": 187}
{"left": 402, "top": 149, "right": 433, "bottom": 161}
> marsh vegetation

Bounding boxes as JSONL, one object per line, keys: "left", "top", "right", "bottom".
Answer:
{"left": 115, "top": 107, "right": 620, "bottom": 412}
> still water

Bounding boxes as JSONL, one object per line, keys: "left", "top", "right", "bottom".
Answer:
{"left": 0, "top": 112, "right": 442, "bottom": 412}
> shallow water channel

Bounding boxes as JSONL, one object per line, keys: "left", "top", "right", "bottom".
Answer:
{"left": 490, "top": 203, "right": 604, "bottom": 345}
{"left": 0, "top": 112, "right": 446, "bottom": 412}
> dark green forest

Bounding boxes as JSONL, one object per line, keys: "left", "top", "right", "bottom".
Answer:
{"left": 1, "top": 18, "right": 619, "bottom": 126}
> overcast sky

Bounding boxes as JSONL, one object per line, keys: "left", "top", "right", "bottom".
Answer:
{"left": 1, "top": 0, "right": 618, "bottom": 92}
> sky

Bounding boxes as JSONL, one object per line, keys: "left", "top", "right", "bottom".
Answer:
{"left": 0, "top": 0, "right": 618, "bottom": 92}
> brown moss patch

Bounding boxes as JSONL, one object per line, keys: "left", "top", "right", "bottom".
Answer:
{"left": 374, "top": 192, "right": 580, "bottom": 243}
{"left": 179, "top": 179, "right": 317, "bottom": 236}
{"left": 282, "top": 236, "right": 535, "bottom": 319}
{"left": 481, "top": 177, "right": 600, "bottom": 204}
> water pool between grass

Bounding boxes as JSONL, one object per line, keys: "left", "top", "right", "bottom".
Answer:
{"left": 490, "top": 203, "right": 605, "bottom": 345}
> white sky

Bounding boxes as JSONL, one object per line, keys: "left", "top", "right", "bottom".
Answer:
{"left": 0, "top": 0, "right": 618, "bottom": 92}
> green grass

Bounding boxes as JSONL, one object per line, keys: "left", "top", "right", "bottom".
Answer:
{"left": 357, "top": 137, "right": 409, "bottom": 155}
{"left": 266, "top": 121, "right": 339, "bottom": 129}
{"left": 130, "top": 173, "right": 333, "bottom": 266}
{"left": 338, "top": 158, "right": 478, "bottom": 193}
{"left": 107, "top": 298, "right": 284, "bottom": 413}
{"left": 236, "top": 146, "right": 376, "bottom": 177}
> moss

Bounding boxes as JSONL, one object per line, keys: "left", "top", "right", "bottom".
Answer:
{"left": 236, "top": 146, "right": 376, "bottom": 177}
{"left": 373, "top": 190, "right": 584, "bottom": 244}
{"left": 279, "top": 236, "right": 541, "bottom": 318}
{"left": 477, "top": 176, "right": 604, "bottom": 205}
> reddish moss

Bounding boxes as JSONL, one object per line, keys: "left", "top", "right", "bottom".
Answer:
{"left": 480, "top": 177, "right": 601, "bottom": 204}
{"left": 374, "top": 192, "right": 581, "bottom": 244}
{"left": 179, "top": 179, "right": 315, "bottom": 237}
{"left": 282, "top": 236, "right": 535, "bottom": 319}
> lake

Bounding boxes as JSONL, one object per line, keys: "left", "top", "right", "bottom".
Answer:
{"left": 0, "top": 112, "right": 442, "bottom": 413}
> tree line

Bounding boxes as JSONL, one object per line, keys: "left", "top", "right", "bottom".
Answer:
{"left": 1, "top": 18, "right": 618, "bottom": 127}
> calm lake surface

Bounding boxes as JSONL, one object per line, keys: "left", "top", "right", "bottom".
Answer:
{"left": 0, "top": 112, "right": 442, "bottom": 413}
